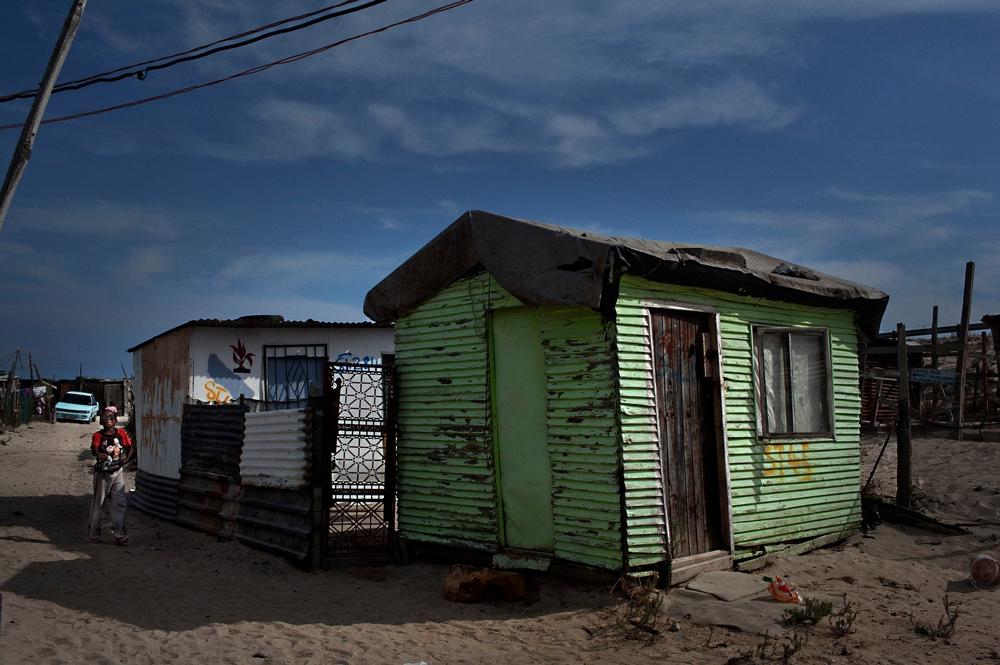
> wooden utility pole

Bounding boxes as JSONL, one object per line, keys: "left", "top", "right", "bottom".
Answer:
{"left": 0, "top": 0, "right": 88, "bottom": 230}
{"left": 954, "top": 261, "right": 975, "bottom": 441}
{"left": 896, "top": 323, "right": 912, "bottom": 508}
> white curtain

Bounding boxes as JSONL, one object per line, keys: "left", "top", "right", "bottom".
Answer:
{"left": 789, "top": 333, "right": 829, "bottom": 433}
{"left": 762, "top": 333, "right": 790, "bottom": 433}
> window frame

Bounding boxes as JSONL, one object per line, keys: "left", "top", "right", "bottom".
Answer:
{"left": 752, "top": 326, "right": 835, "bottom": 440}
{"left": 262, "top": 343, "right": 328, "bottom": 406}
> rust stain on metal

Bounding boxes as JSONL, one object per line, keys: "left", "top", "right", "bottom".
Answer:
{"left": 137, "top": 328, "right": 191, "bottom": 478}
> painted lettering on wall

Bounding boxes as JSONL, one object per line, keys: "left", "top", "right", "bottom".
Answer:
{"left": 204, "top": 380, "right": 233, "bottom": 404}
{"left": 763, "top": 442, "right": 813, "bottom": 482}
{"left": 334, "top": 351, "right": 380, "bottom": 365}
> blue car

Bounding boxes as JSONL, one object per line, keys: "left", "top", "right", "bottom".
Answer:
{"left": 55, "top": 391, "right": 100, "bottom": 423}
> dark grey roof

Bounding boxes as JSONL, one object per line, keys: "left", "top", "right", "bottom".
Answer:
{"left": 128, "top": 315, "right": 390, "bottom": 353}
{"left": 363, "top": 210, "right": 889, "bottom": 339}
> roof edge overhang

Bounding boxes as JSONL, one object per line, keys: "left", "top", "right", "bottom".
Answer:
{"left": 363, "top": 210, "right": 889, "bottom": 340}
{"left": 127, "top": 318, "right": 391, "bottom": 353}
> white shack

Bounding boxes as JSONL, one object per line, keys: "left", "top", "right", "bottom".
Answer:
{"left": 126, "top": 315, "right": 393, "bottom": 517}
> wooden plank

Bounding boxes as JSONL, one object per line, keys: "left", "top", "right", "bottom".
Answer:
{"left": 955, "top": 261, "right": 975, "bottom": 440}
{"left": 874, "top": 321, "right": 988, "bottom": 339}
{"left": 737, "top": 529, "right": 854, "bottom": 572}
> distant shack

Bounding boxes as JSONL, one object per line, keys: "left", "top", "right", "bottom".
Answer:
{"left": 126, "top": 316, "right": 393, "bottom": 521}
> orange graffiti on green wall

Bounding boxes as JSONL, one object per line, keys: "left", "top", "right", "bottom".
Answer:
{"left": 763, "top": 442, "right": 814, "bottom": 482}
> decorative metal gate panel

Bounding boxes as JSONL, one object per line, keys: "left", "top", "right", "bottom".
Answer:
{"left": 325, "top": 358, "right": 396, "bottom": 558}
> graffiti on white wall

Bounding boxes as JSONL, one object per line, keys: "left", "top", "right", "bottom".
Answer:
{"left": 231, "top": 338, "right": 255, "bottom": 374}
{"left": 204, "top": 380, "right": 234, "bottom": 404}
{"left": 202, "top": 353, "right": 254, "bottom": 401}
{"left": 334, "top": 351, "right": 380, "bottom": 365}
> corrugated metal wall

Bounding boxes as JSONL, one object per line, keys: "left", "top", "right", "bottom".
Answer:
{"left": 177, "top": 404, "right": 245, "bottom": 538}
{"left": 236, "top": 485, "right": 314, "bottom": 562}
{"left": 616, "top": 276, "right": 862, "bottom": 561}
{"left": 235, "top": 408, "right": 315, "bottom": 563}
{"left": 615, "top": 292, "right": 670, "bottom": 569}
{"left": 241, "top": 409, "right": 310, "bottom": 489}
{"left": 395, "top": 273, "right": 514, "bottom": 550}
{"left": 539, "top": 307, "right": 623, "bottom": 570}
{"left": 181, "top": 404, "right": 245, "bottom": 479}
{"left": 395, "top": 273, "right": 626, "bottom": 570}
{"left": 135, "top": 329, "right": 190, "bottom": 480}
{"left": 131, "top": 470, "right": 178, "bottom": 521}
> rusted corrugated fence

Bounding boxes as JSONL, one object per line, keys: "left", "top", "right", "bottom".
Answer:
{"left": 177, "top": 404, "right": 245, "bottom": 538}
{"left": 134, "top": 401, "right": 328, "bottom": 566}
{"left": 236, "top": 409, "right": 316, "bottom": 561}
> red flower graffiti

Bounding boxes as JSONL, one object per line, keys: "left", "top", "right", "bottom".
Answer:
{"left": 230, "top": 339, "right": 255, "bottom": 374}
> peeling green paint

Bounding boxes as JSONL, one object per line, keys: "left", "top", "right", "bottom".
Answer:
{"left": 395, "top": 274, "right": 624, "bottom": 569}
{"left": 396, "top": 270, "right": 864, "bottom": 572}
{"left": 615, "top": 276, "right": 862, "bottom": 563}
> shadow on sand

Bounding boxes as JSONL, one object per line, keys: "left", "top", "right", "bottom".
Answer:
{"left": 1, "top": 493, "right": 613, "bottom": 632}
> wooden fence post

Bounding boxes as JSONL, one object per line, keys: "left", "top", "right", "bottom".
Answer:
{"left": 896, "top": 322, "right": 912, "bottom": 508}
{"left": 930, "top": 305, "right": 939, "bottom": 417}
{"left": 954, "top": 262, "right": 975, "bottom": 441}
{"left": 982, "top": 332, "right": 991, "bottom": 419}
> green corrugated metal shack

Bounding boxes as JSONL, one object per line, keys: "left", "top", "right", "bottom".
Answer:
{"left": 364, "top": 211, "right": 888, "bottom": 580}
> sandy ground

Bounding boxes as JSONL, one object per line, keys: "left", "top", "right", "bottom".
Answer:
{"left": 0, "top": 422, "right": 997, "bottom": 665}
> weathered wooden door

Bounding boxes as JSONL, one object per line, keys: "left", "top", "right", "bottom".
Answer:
{"left": 491, "top": 307, "right": 555, "bottom": 552}
{"left": 651, "top": 309, "right": 724, "bottom": 559}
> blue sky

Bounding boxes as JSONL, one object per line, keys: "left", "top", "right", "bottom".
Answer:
{"left": 1, "top": 1, "right": 998, "bottom": 378}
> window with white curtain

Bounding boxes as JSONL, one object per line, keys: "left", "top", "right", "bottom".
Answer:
{"left": 755, "top": 327, "right": 833, "bottom": 437}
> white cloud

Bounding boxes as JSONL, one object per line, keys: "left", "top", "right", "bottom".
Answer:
{"left": 182, "top": 99, "right": 375, "bottom": 162}
{"left": 122, "top": 247, "right": 172, "bottom": 277}
{"left": 608, "top": 79, "right": 800, "bottom": 136}
{"left": 367, "top": 102, "right": 524, "bottom": 157}
{"left": 13, "top": 199, "right": 183, "bottom": 239}
{"left": 34, "top": 0, "right": 1000, "bottom": 170}
{"left": 827, "top": 187, "right": 992, "bottom": 220}
{"left": 689, "top": 185, "right": 995, "bottom": 324}
{"left": 706, "top": 187, "right": 991, "bottom": 253}
{"left": 216, "top": 250, "right": 397, "bottom": 288}
{"left": 437, "top": 199, "right": 463, "bottom": 217}
{"left": 0, "top": 241, "right": 73, "bottom": 287}
{"left": 807, "top": 260, "right": 906, "bottom": 291}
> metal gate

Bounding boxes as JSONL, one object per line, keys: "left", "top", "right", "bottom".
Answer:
{"left": 324, "top": 357, "right": 397, "bottom": 559}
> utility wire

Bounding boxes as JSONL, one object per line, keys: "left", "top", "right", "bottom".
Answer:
{"left": 55, "top": 0, "right": 367, "bottom": 86}
{"left": 0, "top": 0, "right": 473, "bottom": 133}
{"left": 0, "top": 0, "right": 386, "bottom": 104}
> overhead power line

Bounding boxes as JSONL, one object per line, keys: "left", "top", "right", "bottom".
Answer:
{"left": 0, "top": 0, "right": 474, "bottom": 133}
{"left": 0, "top": 0, "right": 386, "bottom": 104}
